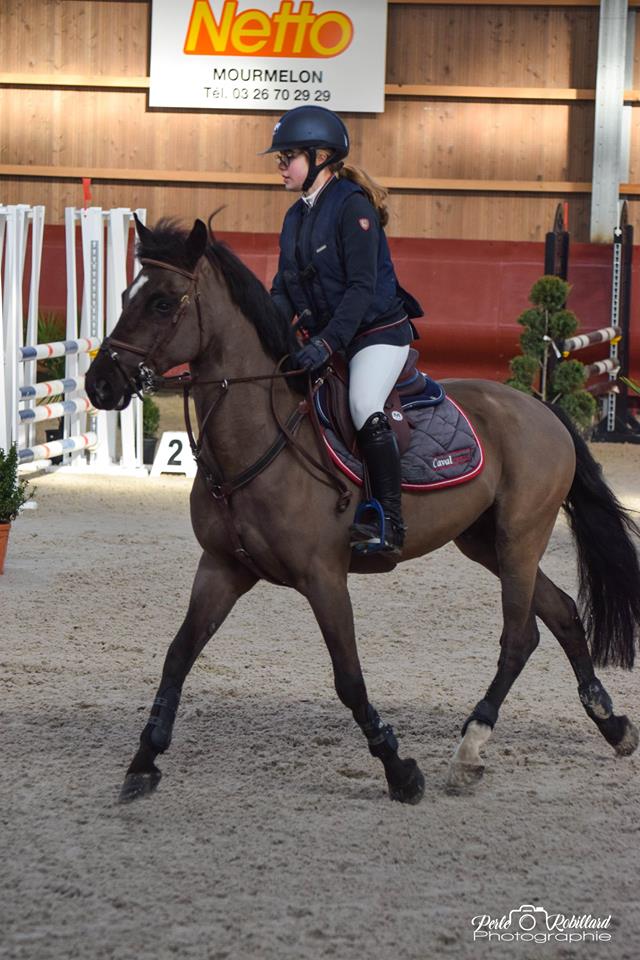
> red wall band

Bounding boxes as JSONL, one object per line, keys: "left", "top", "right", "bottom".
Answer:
{"left": 32, "top": 226, "right": 639, "bottom": 386}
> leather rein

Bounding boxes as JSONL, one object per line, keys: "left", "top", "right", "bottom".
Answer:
{"left": 99, "top": 257, "right": 352, "bottom": 584}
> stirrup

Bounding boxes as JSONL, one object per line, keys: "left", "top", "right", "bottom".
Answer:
{"left": 349, "top": 500, "right": 404, "bottom": 557}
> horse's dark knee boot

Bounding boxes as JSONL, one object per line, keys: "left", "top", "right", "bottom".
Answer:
{"left": 461, "top": 698, "right": 499, "bottom": 736}
{"left": 358, "top": 704, "right": 425, "bottom": 804}
{"left": 141, "top": 685, "right": 181, "bottom": 753}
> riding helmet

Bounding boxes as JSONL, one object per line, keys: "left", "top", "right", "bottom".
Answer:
{"left": 262, "top": 106, "right": 350, "bottom": 161}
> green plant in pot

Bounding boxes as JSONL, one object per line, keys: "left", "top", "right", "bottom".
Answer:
{"left": 0, "top": 446, "right": 33, "bottom": 574}
{"left": 506, "top": 276, "right": 597, "bottom": 431}
{"left": 142, "top": 395, "right": 161, "bottom": 466}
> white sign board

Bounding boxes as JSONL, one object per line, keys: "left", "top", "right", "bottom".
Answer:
{"left": 150, "top": 0, "right": 388, "bottom": 112}
{"left": 150, "top": 432, "right": 197, "bottom": 478}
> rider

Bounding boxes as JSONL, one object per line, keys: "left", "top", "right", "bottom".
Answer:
{"left": 263, "top": 105, "right": 421, "bottom": 556}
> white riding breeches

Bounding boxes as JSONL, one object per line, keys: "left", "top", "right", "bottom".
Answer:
{"left": 348, "top": 343, "right": 411, "bottom": 431}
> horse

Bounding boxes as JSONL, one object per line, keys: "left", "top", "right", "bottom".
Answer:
{"left": 85, "top": 217, "right": 640, "bottom": 805}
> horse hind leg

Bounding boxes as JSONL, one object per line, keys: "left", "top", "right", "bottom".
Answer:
{"left": 448, "top": 517, "right": 637, "bottom": 793}
{"left": 447, "top": 513, "right": 544, "bottom": 793}
{"left": 119, "top": 552, "right": 257, "bottom": 803}
{"left": 534, "top": 570, "right": 638, "bottom": 757}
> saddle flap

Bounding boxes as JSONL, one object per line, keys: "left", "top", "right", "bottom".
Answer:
{"left": 325, "top": 360, "right": 357, "bottom": 453}
{"left": 317, "top": 348, "right": 443, "bottom": 457}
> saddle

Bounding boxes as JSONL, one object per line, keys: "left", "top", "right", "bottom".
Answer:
{"left": 315, "top": 348, "right": 444, "bottom": 455}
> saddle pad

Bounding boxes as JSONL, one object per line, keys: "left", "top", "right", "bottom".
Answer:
{"left": 323, "top": 397, "right": 484, "bottom": 491}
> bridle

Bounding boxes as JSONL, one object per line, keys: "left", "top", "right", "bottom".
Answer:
{"left": 94, "top": 254, "right": 352, "bottom": 584}
{"left": 99, "top": 258, "right": 204, "bottom": 401}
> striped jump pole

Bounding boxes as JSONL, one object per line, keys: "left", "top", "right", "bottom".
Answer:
{"left": 18, "top": 397, "right": 95, "bottom": 424}
{"left": 18, "top": 432, "right": 98, "bottom": 465}
{"left": 561, "top": 326, "right": 621, "bottom": 356}
{"left": 583, "top": 358, "right": 620, "bottom": 378}
{"left": 19, "top": 337, "right": 101, "bottom": 363}
{"left": 19, "top": 375, "right": 85, "bottom": 401}
{"left": 16, "top": 337, "right": 100, "bottom": 462}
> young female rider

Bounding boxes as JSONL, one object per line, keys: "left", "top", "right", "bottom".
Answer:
{"left": 264, "top": 105, "right": 421, "bottom": 557}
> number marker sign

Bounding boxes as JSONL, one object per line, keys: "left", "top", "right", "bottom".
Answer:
{"left": 150, "top": 432, "right": 198, "bottom": 478}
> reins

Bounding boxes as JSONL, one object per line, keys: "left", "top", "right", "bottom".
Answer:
{"left": 101, "top": 254, "right": 352, "bottom": 583}
{"left": 166, "top": 364, "right": 351, "bottom": 585}
{"left": 160, "top": 360, "right": 352, "bottom": 510}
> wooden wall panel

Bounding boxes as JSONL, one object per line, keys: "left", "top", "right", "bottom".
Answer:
{"left": 2, "top": 86, "right": 594, "bottom": 183}
{"left": 386, "top": 4, "right": 598, "bottom": 88}
{"left": 0, "top": 1, "right": 626, "bottom": 242}
{"left": 0, "top": 176, "right": 593, "bottom": 245}
{"left": 387, "top": 193, "right": 592, "bottom": 243}
{"left": 0, "top": 0, "right": 148, "bottom": 77}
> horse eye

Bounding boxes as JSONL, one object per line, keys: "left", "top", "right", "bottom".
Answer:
{"left": 154, "top": 299, "right": 173, "bottom": 314}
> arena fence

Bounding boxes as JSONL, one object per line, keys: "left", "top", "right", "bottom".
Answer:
{"left": 0, "top": 203, "right": 147, "bottom": 471}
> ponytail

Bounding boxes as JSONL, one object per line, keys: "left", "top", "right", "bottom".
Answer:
{"left": 332, "top": 162, "right": 390, "bottom": 227}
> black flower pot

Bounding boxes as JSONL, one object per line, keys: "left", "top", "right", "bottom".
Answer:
{"left": 143, "top": 436, "right": 158, "bottom": 466}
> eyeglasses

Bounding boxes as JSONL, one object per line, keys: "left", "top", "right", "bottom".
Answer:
{"left": 275, "top": 150, "right": 302, "bottom": 168}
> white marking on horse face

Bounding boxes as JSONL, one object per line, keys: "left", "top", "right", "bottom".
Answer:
{"left": 128, "top": 273, "right": 148, "bottom": 302}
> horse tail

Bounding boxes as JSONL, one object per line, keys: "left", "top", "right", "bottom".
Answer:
{"left": 549, "top": 403, "right": 640, "bottom": 669}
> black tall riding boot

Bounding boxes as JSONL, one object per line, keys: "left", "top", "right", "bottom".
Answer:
{"left": 349, "top": 412, "right": 406, "bottom": 556}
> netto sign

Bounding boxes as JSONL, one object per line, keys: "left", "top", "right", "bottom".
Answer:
{"left": 150, "top": 0, "right": 388, "bottom": 112}
{"left": 184, "top": 1, "right": 354, "bottom": 58}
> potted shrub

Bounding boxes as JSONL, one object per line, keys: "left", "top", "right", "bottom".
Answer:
{"left": 0, "top": 446, "right": 33, "bottom": 574}
{"left": 506, "top": 275, "right": 597, "bottom": 431}
{"left": 142, "top": 395, "right": 161, "bottom": 465}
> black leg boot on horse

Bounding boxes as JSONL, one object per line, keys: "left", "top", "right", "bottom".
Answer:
{"left": 350, "top": 412, "right": 406, "bottom": 557}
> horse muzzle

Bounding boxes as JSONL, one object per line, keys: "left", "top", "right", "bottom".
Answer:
{"left": 86, "top": 350, "right": 136, "bottom": 410}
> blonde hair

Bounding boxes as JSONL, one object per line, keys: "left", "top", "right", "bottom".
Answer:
{"left": 331, "top": 162, "right": 390, "bottom": 227}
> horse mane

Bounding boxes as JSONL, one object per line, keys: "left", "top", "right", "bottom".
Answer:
{"left": 135, "top": 219, "right": 297, "bottom": 363}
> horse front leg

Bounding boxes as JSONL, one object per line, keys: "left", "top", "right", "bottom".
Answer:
{"left": 304, "top": 575, "right": 425, "bottom": 804}
{"left": 119, "top": 552, "right": 257, "bottom": 802}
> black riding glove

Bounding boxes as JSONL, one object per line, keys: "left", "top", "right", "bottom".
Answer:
{"left": 295, "top": 337, "right": 332, "bottom": 373}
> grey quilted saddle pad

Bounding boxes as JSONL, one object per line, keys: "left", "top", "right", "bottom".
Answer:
{"left": 323, "top": 397, "right": 484, "bottom": 491}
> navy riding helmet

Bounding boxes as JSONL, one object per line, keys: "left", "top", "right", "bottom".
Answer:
{"left": 262, "top": 106, "right": 350, "bottom": 191}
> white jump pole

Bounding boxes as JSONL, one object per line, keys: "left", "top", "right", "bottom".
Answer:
{"left": 107, "top": 208, "right": 142, "bottom": 471}
{"left": 1, "top": 206, "right": 20, "bottom": 453}
{"left": 0, "top": 207, "right": 8, "bottom": 452}
{"left": 78, "top": 207, "right": 112, "bottom": 469}
{"left": 21, "top": 206, "right": 45, "bottom": 452}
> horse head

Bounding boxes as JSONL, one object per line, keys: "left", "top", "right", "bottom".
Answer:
{"left": 85, "top": 216, "right": 208, "bottom": 410}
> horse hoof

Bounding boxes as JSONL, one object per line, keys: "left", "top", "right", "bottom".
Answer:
{"left": 446, "top": 761, "right": 485, "bottom": 793}
{"left": 388, "top": 759, "right": 425, "bottom": 805}
{"left": 614, "top": 717, "right": 639, "bottom": 757}
{"left": 118, "top": 767, "right": 162, "bottom": 803}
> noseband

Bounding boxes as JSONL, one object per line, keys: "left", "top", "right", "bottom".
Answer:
{"left": 100, "top": 258, "right": 203, "bottom": 399}
{"left": 92, "top": 252, "right": 354, "bottom": 584}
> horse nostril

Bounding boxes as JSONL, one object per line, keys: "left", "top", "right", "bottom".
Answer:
{"left": 92, "top": 379, "right": 113, "bottom": 408}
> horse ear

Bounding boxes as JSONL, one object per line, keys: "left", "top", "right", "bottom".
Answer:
{"left": 185, "top": 219, "right": 208, "bottom": 266}
{"left": 133, "top": 212, "right": 153, "bottom": 243}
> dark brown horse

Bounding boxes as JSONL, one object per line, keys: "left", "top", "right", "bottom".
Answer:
{"left": 86, "top": 218, "right": 640, "bottom": 804}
